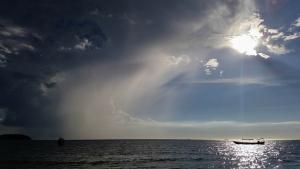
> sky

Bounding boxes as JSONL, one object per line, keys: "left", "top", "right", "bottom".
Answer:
{"left": 0, "top": 0, "right": 300, "bottom": 140}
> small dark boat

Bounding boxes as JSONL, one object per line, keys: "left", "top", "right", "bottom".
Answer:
{"left": 233, "top": 138, "right": 265, "bottom": 145}
{"left": 57, "top": 137, "right": 65, "bottom": 146}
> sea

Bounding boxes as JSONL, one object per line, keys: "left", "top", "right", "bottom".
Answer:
{"left": 0, "top": 140, "right": 299, "bottom": 169}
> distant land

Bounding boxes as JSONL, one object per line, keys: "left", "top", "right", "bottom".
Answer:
{"left": 0, "top": 134, "right": 31, "bottom": 140}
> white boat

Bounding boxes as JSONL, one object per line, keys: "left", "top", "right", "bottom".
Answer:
{"left": 233, "top": 138, "right": 265, "bottom": 145}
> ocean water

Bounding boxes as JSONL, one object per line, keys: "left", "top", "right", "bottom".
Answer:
{"left": 0, "top": 140, "right": 299, "bottom": 169}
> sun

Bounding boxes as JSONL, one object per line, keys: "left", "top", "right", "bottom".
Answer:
{"left": 230, "top": 34, "right": 258, "bottom": 56}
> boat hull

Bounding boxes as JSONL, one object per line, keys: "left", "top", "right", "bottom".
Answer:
{"left": 233, "top": 141, "right": 265, "bottom": 145}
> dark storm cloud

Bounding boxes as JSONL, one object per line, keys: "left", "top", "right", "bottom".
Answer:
{"left": 0, "top": 0, "right": 248, "bottom": 137}
{"left": 0, "top": 0, "right": 109, "bottom": 127}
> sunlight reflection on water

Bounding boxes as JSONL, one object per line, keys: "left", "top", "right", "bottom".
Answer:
{"left": 218, "top": 141, "right": 280, "bottom": 169}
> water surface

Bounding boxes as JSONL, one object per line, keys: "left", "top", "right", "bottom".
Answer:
{"left": 0, "top": 140, "right": 299, "bottom": 168}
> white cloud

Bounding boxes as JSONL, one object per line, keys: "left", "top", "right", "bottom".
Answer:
{"left": 283, "top": 32, "right": 300, "bottom": 41}
{"left": 0, "top": 24, "right": 27, "bottom": 37}
{"left": 74, "top": 38, "right": 92, "bottom": 50}
{"left": 205, "top": 58, "right": 219, "bottom": 68}
{"left": 258, "top": 52, "right": 270, "bottom": 59}
{"left": 269, "top": 32, "right": 284, "bottom": 40}
{"left": 226, "top": 13, "right": 263, "bottom": 40}
{"left": 16, "top": 43, "right": 35, "bottom": 51}
{"left": 204, "top": 58, "right": 219, "bottom": 75}
{"left": 0, "top": 43, "right": 12, "bottom": 54}
{"left": 0, "top": 21, "right": 37, "bottom": 68}
{"left": 265, "top": 43, "right": 290, "bottom": 55}
{"left": 261, "top": 26, "right": 292, "bottom": 55}
{"left": 166, "top": 54, "right": 190, "bottom": 66}
{"left": 225, "top": 13, "right": 300, "bottom": 58}
{"left": 267, "top": 28, "right": 279, "bottom": 34}
{"left": 292, "top": 17, "right": 300, "bottom": 27}
{"left": 0, "top": 42, "right": 35, "bottom": 55}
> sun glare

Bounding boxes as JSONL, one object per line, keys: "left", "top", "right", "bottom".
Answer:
{"left": 230, "top": 34, "right": 258, "bottom": 56}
